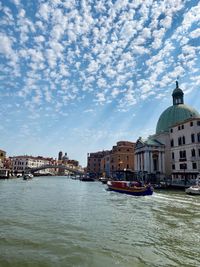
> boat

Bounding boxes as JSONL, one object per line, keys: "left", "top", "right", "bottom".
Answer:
{"left": 107, "top": 181, "right": 153, "bottom": 196}
{"left": 80, "top": 176, "right": 95, "bottom": 182}
{"left": 99, "top": 177, "right": 109, "bottom": 184}
{"left": 185, "top": 176, "right": 200, "bottom": 195}
{"left": 23, "top": 173, "right": 34, "bottom": 180}
{"left": 0, "top": 169, "right": 10, "bottom": 179}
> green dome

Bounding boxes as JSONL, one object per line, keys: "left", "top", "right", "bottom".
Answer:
{"left": 156, "top": 104, "right": 200, "bottom": 134}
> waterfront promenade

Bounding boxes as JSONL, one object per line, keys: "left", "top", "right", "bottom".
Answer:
{"left": 0, "top": 176, "right": 199, "bottom": 267}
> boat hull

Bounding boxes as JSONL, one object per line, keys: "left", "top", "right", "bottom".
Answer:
{"left": 185, "top": 187, "right": 200, "bottom": 195}
{"left": 107, "top": 181, "right": 153, "bottom": 196}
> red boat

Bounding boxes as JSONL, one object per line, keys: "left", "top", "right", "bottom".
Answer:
{"left": 107, "top": 181, "right": 153, "bottom": 196}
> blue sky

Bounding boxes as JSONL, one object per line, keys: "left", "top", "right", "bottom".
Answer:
{"left": 0, "top": 0, "right": 200, "bottom": 166}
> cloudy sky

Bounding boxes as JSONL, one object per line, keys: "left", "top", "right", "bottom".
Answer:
{"left": 0, "top": 0, "right": 200, "bottom": 166}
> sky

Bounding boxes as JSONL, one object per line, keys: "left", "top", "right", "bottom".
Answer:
{"left": 0, "top": 0, "right": 200, "bottom": 166}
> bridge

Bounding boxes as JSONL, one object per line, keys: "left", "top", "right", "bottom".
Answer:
{"left": 25, "top": 164, "right": 84, "bottom": 175}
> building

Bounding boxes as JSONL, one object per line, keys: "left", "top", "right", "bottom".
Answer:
{"left": 135, "top": 81, "right": 200, "bottom": 185}
{"left": 103, "top": 141, "right": 135, "bottom": 178}
{"left": 88, "top": 141, "right": 135, "bottom": 178}
{"left": 67, "top": 159, "right": 79, "bottom": 167}
{"left": 11, "top": 156, "right": 55, "bottom": 175}
{"left": 0, "top": 149, "right": 6, "bottom": 164}
{"left": 58, "top": 151, "right": 63, "bottom": 160}
{"left": 87, "top": 151, "right": 110, "bottom": 178}
{"left": 170, "top": 118, "right": 200, "bottom": 185}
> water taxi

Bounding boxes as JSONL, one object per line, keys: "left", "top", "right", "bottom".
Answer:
{"left": 185, "top": 176, "right": 200, "bottom": 195}
{"left": 107, "top": 181, "right": 153, "bottom": 196}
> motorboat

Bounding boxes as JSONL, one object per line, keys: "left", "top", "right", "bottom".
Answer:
{"left": 23, "top": 173, "right": 34, "bottom": 180}
{"left": 107, "top": 181, "right": 153, "bottom": 196}
{"left": 185, "top": 176, "right": 200, "bottom": 195}
{"left": 80, "top": 176, "right": 95, "bottom": 182}
{"left": 99, "top": 177, "right": 109, "bottom": 184}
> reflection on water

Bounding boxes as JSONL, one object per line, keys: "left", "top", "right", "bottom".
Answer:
{"left": 0, "top": 177, "right": 199, "bottom": 267}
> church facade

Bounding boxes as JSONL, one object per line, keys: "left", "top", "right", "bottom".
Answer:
{"left": 134, "top": 82, "right": 200, "bottom": 186}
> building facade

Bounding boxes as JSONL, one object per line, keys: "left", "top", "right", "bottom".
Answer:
{"left": 108, "top": 141, "right": 135, "bottom": 178}
{"left": 170, "top": 118, "right": 200, "bottom": 184}
{"left": 0, "top": 149, "right": 6, "bottom": 167}
{"left": 87, "top": 151, "right": 110, "bottom": 178}
{"left": 11, "top": 156, "right": 55, "bottom": 175}
{"left": 88, "top": 141, "right": 135, "bottom": 178}
{"left": 135, "top": 81, "right": 200, "bottom": 185}
{"left": 134, "top": 137, "right": 165, "bottom": 183}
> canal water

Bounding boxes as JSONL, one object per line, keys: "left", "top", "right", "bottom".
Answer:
{"left": 0, "top": 176, "right": 199, "bottom": 267}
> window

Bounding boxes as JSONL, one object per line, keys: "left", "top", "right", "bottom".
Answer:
{"left": 171, "top": 139, "right": 174, "bottom": 147}
{"left": 191, "top": 134, "right": 195, "bottom": 143}
{"left": 182, "top": 125, "right": 184, "bottom": 129}
{"left": 190, "top": 121, "right": 193, "bottom": 127}
{"left": 182, "top": 136, "right": 185, "bottom": 145}
{"left": 192, "top": 162, "right": 197, "bottom": 169}
{"left": 178, "top": 137, "right": 182, "bottom": 146}
{"left": 172, "top": 152, "right": 174, "bottom": 159}
{"left": 172, "top": 164, "right": 175, "bottom": 170}
{"left": 191, "top": 149, "right": 196, "bottom": 157}
{"left": 178, "top": 126, "right": 181, "bottom": 130}
{"left": 197, "top": 121, "right": 200, "bottom": 126}
{"left": 197, "top": 133, "right": 200, "bottom": 142}
{"left": 180, "top": 163, "right": 187, "bottom": 170}
{"left": 179, "top": 150, "right": 186, "bottom": 159}
{"left": 170, "top": 128, "right": 173, "bottom": 133}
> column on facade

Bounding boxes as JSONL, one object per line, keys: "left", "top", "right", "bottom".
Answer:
{"left": 149, "top": 151, "right": 151, "bottom": 173}
{"left": 162, "top": 151, "right": 165, "bottom": 174}
{"left": 136, "top": 153, "right": 139, "bottom": 171}
{"left": 144, "top": 150, "right": 149, "bottom": 172}
{"left": 158, "top": 151, "right": 162, "bottom": 173}
{"left": 139, "top": 153, "right": 141, "bottom": 171}
{"left": 150, "top": 151, "right": 154, "bottom": 173}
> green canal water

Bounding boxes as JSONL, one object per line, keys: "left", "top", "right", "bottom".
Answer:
{"left": 0, "top": 176, "right": 199, "bottom": 267}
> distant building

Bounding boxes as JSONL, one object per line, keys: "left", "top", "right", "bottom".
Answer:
{"left": 10, "top": 156, "right": 55, "bottom": 175}
{"left": 0, "top": 149, "right": 6, "bottom": 169}
{"left": 134, "top": 81, "right": 200, "bottom": 185}
{"left": 101, "top": 141, "right": 135, "bottom": 178}
{"left": 87, "top": 141, "right": 135, "bottom": 178}
{"left": 67, "top": 159, "right": 79, "bottom": 167}
{"left": 58, "top": 151, "right": 63, "bottom": 160}
{"left": 87, "top": 151, "right": 110, "bottom": 178}
{"left": 62, "top": 152, "right": 68, "bottom": 162}
{"left": 0, "top": 149, "right": 6, "bottom": 161}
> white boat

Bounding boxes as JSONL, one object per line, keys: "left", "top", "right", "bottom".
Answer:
{"left": 23, "top": 173, "right": 34, "bottom": 180}
{"left": 185, "top": 176, "right": 200, "bottom": 195}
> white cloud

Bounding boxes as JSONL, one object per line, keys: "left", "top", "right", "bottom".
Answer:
{"left": 0, "top": 33, "right": 14, "bottom": 57}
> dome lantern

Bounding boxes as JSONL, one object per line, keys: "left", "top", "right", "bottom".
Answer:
{"left": 172, "top": 81, "right": 184, "bottom": 105}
